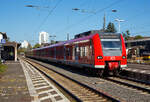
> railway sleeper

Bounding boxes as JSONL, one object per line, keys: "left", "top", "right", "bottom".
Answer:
{"left": 84, "top": 101, "right": 109, "bottom": 102}
{"left": 81, "top": 98, "right": 108, "bottom": 102}
{"left": 79, "top": 96, "right": 104, "bottom": 100}
{"left": 77, "top": 93, "right": 99, "bottom": 96}
{"left": 71, "top": 90, "right": 98, "bottom": 96}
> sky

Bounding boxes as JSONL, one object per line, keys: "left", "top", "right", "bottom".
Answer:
{"left": 0, "top": 0, "right": 150, "bottom": 45}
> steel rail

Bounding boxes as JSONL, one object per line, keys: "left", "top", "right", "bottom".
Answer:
{"left": 22, "top": 57, "right": 120, "bottom": 102}
{"left": 104, "top": 77, "right": 150, "bottom": 94}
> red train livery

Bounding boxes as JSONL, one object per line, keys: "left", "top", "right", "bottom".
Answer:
{"left": 26, "top": 30, "right": 127, "bottom": 76}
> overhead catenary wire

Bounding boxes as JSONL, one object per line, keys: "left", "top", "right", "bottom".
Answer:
{"left": 34, "top": 0, "right": 63, "bottom": 34}
{"left": 120, "top": 9, "right": 150, "bottom": 33}
{"left": 56, "top": 0, "right": 123, "bottom": 34}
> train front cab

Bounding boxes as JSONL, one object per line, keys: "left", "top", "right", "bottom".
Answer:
{"left": 93, "top": 33, "right": 127, "bottom": 76}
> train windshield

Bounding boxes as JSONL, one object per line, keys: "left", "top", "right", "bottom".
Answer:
{"left": 101, "top": 39, "right": 121, "bottom": 49}
{"left": 101, "top": 39, "right": 122, "bottom": 56}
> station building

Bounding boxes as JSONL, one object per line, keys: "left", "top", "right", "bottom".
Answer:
{"left": 125, "top": 37, "right": 150, "bottom": 59}
{"left": 0, "top": 32, "right": 20, "bottom": 61}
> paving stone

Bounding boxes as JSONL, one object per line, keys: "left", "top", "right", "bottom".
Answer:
{"left": 0, "top": 61, "right": 31, "bottom": 102}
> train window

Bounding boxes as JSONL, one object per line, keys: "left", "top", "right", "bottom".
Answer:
{"left": 75, "top": 46, "right": 80, "bottom": 57}
{"left": 67, "top": 48, "right": 70, "bottom": 56}
{"left": 83, "top": 47, "right": 85, "bottom": 57}
{"left": 76, "top": 47, "right": 79, "bottom": 52}
{"left": 101, "top": 39, "right": 122, "bottom": 56}
{"left": 85, "top": 46, "right": 87, "bottom": 56}
{"left": 101, "top": 40, "right": 121, "bottom": 49}
{"left": 79, "top": 46, "right": 87, "bottom": 57}
{"left": 80, "top": 47, "right": 83, "bottom": 57}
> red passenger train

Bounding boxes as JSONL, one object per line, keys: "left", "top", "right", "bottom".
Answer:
{"left": 25, "top": 30, "right": 127, "bottom": 76}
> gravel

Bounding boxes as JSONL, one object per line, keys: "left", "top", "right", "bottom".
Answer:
{"left": 30, "top": 58, "right": 150, "bottom": 102}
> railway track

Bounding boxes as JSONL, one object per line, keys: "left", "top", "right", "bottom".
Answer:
{"left": 21, "top": 57, "right": 119, "bottom": 102}
{"left": 21, "top": 57, "right": 150, "bottom": 101}
{"left": 118, "top": 74, "right": 150, "bottom": 85}
{"left": 104, "top": 76, "right": 150, "bottom": 94}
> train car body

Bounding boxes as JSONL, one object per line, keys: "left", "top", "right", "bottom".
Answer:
{"left": 26, "top": 31, "right": 127, "bottom": 76}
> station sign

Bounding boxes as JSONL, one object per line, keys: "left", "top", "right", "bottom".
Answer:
{"left": 0, "top": 43, "right": 2, "bottom": 47}
{"left": 0, "top": 39, "right": 6, "bottom": 44}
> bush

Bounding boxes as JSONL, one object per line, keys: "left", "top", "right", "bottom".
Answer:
{"left": 0, "top": 64, "right": 7, "bottom": 74}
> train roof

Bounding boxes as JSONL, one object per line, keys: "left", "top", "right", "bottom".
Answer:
{"left": 64, "top": 33, "right": 95, "bottom": 44}
{"left": 99, "top": 33, "right": 121, "bottom": 39}
{"left": 33, "top": 31, "right": 121, "bottom": 51}
{"left": 74, "top": 30, "right": 100, "bottom": 38}
{"left": 33, "top": 41, "right": 65, "bottom": 51}
{"left": 74, "top": 30, "right": 121, "bottom": 39}
{"left": 33, "top": 33, "right": 95, "bottom": 51}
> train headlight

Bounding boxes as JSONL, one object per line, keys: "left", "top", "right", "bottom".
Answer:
{"left": 97, "top": 56, "right": 103, "bottom": 59}
{"left": 122, "top": 56, "right": 126, "bottom": 59}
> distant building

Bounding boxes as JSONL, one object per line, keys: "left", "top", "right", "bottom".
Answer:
{"left": 125, "top": 37, "right": 150, "bottom": 58}
{"left": 0, "top": 33, "right": 3, "bottom": 40}
{"left": 21, "top": 40, "right": 29, "bottom": 48}
{"left": 39, "top": 31, "right": 49, "bottom": 45}
{"left": 0, "top": 32, "right": 20, "bottom": 61}
{"left": 0, "top": 32, "right": 7, "bottom": 41}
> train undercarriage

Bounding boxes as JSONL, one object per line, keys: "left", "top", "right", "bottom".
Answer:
{"left": 94, "top": 61, "right": 121, "bottom": 77}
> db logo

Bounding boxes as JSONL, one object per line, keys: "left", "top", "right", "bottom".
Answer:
{"left": 110, "top": 56, "right": 115, "bottom": 60}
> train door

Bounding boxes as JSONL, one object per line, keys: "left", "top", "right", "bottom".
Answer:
{"left": 87, "top": 39, "right": 94, "bottom": 65}
{"left": 64, "top": 46, "right": 66, "bottom": 60}
{"left": 54, "top": 47, "right": 56, "bottom": 59}
{"left": 75, "top": 44, "right": 79, "bottom": 62}
{"left": 72, "top": 45, "right": 75, "bottom": 61}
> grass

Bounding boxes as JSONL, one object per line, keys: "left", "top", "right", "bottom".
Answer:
{"left": 0, "top": 64, "right": 7, "bottom": 74}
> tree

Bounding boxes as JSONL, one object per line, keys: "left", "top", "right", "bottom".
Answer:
{"left": 33, "top": 43, "right": 41, "bottom": 49}
{"left": 18, "top": 43, "right": 32, "bottom": 55}
{"left": 27, "top": 43, "right": 32, "bottom": 50}
{"left": 6, "top": 37, "right": 10, "bottom": 42}
{"left": 123, "top": 30, "right": 130, "bottom": 40}
{"left": 18, "top": 48, "right": 26, "bottom": 54}
{"left": 134, "top": 35, "right": 143, "bottom": 40}
{"left": 105, "top": 22, "right": 117, "bottom": 33}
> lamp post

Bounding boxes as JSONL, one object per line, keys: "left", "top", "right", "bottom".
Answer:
{"left": 72, "top": 8, "right": 96, "bottom": 14}
{"left": 49, "top": 35, "right": 56, "bottom": 44}
{"left": 103, "top": 10, "right": 117, "bottom": 31}
{"left": 115, "top": 19, "right": 125, "bottom": 33}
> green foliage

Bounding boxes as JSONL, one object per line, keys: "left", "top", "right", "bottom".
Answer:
{"left": 33, "top": 43, "right": 41, "bottom": 49}
{"left": 6, "top": 37, "right": 10, "bottom": 42}
{"left": 134, "top": 35, "right": 143, "bottom": 40}
{"left": 18, "top": 43, "right": 32, "bottom": 54}
{"left": 51, "top": 40, "right": 56, "bottom": 44}
{"left": 105, "top": 22, "right": 117, "bottom": 33}
{"left": 0, "top": 64, "right": 7, "bottom": 74}
{"left": 18, "top": 48, "right": 26, "bottom": 54}
{"left": 123, "top": 30, "right": 130, "bottom": 40}
{"left": 27, "top": 43, "right": 32, "bottom": 50}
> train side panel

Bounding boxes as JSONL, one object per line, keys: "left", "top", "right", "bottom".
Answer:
{"left": 120, "top": 34, "right": 127, "bottom": 68}
{"left": 92, "top": 34, "right": 104, "bottom": 68}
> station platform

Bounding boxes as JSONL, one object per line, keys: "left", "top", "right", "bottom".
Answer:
{"left": 0, "top": 61, "right": 70, "bottom": 102}
{"left": 122, "top": 63, "right": 150, "bottom": 82}
{"left": 126, "top": 63, "right": 150, "bottom": 74}
{"left": 0, "top": 61, "right": 31, "bottom": 102}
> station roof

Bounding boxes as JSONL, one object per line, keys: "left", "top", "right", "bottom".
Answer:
{"left": 125, "top": 38, "right": 150, "bottom": 43}
{"left": 4, "top": 42, "right": 21, "bottom": 48}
